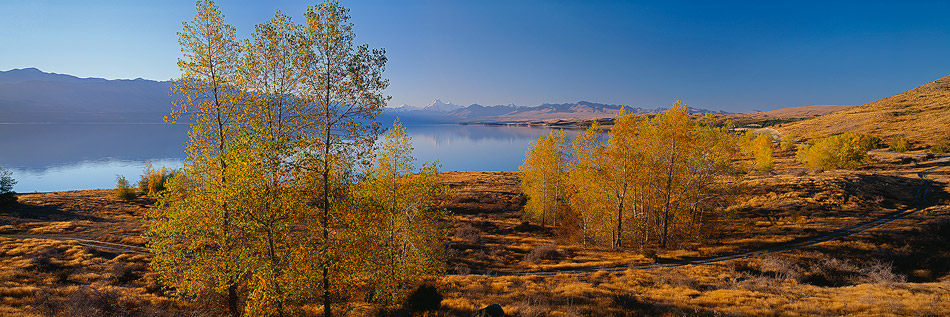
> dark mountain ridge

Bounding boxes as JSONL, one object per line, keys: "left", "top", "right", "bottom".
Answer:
{"left": 0, "top": 68, "right": 732, "bottom": 124}
{"left": 0, "top": 68, "right": 174, "bottom": 123}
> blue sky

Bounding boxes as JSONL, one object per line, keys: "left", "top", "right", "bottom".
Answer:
{"left": 1, "top": 0, "right": 949, "bottom": 112}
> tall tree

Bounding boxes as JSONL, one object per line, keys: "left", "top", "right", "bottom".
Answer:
{"left": 357, "top": 120, "right": 447, "bottom": 307}
{"left": 520, "top": 130, "right": 568, "bottom": 228}
{"left": 566, "top": 123, "right": 611, "bottom": 247}
{"left": 151, "top": 0, "right": 247, "bottom": 315}
{"left": 603, "top": 110, "right": 649, "bottom": 249}
{"left": 231, "top": 10, "right": 307, "bottom": 316}
{"left": 298, "top": 2, "right": 389, "bottom": 315}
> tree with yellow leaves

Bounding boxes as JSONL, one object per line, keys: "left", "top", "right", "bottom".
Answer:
{"left": 750, "top": 133, "right": 775, "bottom": 172}
{"left": 151, "top": 1, "right": 247, "bottom": 315}
{"left": 550, "top": 102, "right": 736, "bottom": 249}
{"left": 297, "top": 2, "right": 390, "bottom": 315}
{"left": 355, "top": 120, "right": 447, "bottom": 308}
{"left": 520, "top": 130, "right": 568, "bottom": 228}
{"left": 150, "top": 1, "right": 391, "bottom": 315}
{"left": 566, "top": 123, "right": 612, "bottom": 247}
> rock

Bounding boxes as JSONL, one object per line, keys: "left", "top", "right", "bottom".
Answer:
{"left": 473, "top": 304, "right": 504, "bottom": 317}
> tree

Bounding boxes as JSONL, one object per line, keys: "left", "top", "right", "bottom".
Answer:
{"left": 298, "top": 2, "right": 390, "bottom": 315}
{"left": 554, "top": 102, "right": 736, "bottom": 250}
{"left": 152, "top": 1, "right": 395, "bottom": 314}
{"left": 151, "top": 0, "right": 248, "bottom": 316}
{"left": 356, "top": 120, "right": 447, "bottom": 307}
{"left": 520, "top": 130, "right": 568, "bottom": 228}
{"left": 603, "top": 110, "right": 651, "bottom": 249}
{"left": 648, "top": 102, "right": 734, "bottom": 247}
{"left": 0, "top": 166, "right": 17, "bottom": 207}
{"left": 745, "top": 133, "right": 774, "bottom": 172}
{"left": 228, "top": 11, "right": 310, "bottom": 316}
{"left": 566, "top": 123, "right": 612, "bottom": 247}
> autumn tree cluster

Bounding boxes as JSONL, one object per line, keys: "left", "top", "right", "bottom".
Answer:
{"left": 520, "top": 102, "right": 736, "bottom": 249}
{"left": 147, "top": 1, "right": 445, "bottom": 316}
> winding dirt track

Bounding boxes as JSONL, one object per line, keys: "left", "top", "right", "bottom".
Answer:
{"left": 2, "top": 154, "right": 947, "bottom": 276}
{"left": 0, "top": 234, "right": 151, "bottom": 254}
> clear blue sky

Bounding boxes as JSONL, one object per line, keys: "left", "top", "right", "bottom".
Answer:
{"left": 2, "top": 0, "right": 948, "bottom": 112}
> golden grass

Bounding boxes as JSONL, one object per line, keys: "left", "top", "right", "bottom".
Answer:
{"left": 0, "top": 158, "right": 947, "bottom": 315}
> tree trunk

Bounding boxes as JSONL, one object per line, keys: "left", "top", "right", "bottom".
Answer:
{"left": 228, "top": 284, "right": 239, "bottom": 317}
{"left": 662, "top": 137, "right": 677, "bottom": 248}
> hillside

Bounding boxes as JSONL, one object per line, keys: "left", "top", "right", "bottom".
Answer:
{"left": 744, "top": 104, "right": 853, "bottom": 119}
{"left": 778, "top": 75, "right": 950, "bottom": 145}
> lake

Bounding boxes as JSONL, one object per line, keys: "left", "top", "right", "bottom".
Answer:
{"left": 0, "top": 123, "right": 580, "bottom": 193}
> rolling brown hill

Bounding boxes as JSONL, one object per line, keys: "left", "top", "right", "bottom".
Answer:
{"left": 746, "top": 104, "right": 854, "bottom": 119}
{"left": 778, "top": 75, "right": 950, "bottom": 145}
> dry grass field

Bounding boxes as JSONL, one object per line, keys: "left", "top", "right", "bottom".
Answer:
{"left": 745, "top": 105, "right": 854, "bottom": 119}
{"left": 778, "top": 75, "right": 950, "bottom": 147}
{"left": 1, "top": 150, "right": 949, "bottom": 316}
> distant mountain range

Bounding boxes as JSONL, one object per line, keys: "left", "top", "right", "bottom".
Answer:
{"left": 381, "top": 100, "right": 731, "bottom": 124}
{"left": 0, "top": 68, "right": 175, "bottom": 123}
{"left": 0, "top": 68, "right": 731, "bottom": 124}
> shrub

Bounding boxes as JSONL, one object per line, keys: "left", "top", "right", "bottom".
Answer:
{"left": 115, "top": 175, "right": 137, "bottom": 201}
{"left": 888, "top": 135, "right": 910, "bottom": 152}
{"left": 403, "top": 282, "right": 442, "bottom": 312}
{"left": 858, "top": 260, "right": 905, "bottom": 285}
{"left": 853, "top": 134, "right": 882, "bottom": 150}
{"left": 751, "top": 134, "right": 774, "bottom": 171}
{"left": 797, "top": 133, "right": 871, "bottom": 170}
{"left": 454, "top": 223, "right": 483, "bottom": 244}
{"left": 138, "top": 162, "right": 177, "bottom": 197}
{"left": 778, "top": 135, "right": 797, "bottom": 153}
{"left": 0, "top": 165, "right": 17, "bottom": 207}
{"left": 524, "top": 243, "right": 561, "bottom": 263}
{"left": 930, "top": 140, "right": 950, "bottom": 154}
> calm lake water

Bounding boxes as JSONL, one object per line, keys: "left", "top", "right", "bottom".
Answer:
{"left": 0, "top": 123, "right": 579, "bottom": 192}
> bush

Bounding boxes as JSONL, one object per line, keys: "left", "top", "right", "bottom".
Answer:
{"left": 797, "top": 133, "right": 871, "bottom": 170}
{"left": 858, "top": 260, "right": 905, "bottom": 285}
{"left": 454, "top": 223, "right": 483, "bottom": 244}
{"left": 853, "top": 134, "right": 882, "bottom": 150}
{"left": 138, "top": 162, "right": 177, "bottom": 197}
{"left": 751, "top": 134, "right": 774, "bottom": 171}
{"left": 115, "top": 175, "right": 137, "bottom": 201}
{"left": 930, "top": 140, "right": 950, "bottom": 154}
{"left": 888, "top": 135, "right": 910, "bottom": 152}
{"left": 524, "top": 243, "right": 561, "bottom": 263}
{"left": 0, "top": 166, "right": 17, "bottom": 207}
{"left": 403, "top": 282, "right": 442, "bottom": 312}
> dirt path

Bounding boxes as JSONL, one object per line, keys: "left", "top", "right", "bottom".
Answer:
{"left": 500, "top": 155, "right": 950, "bottom": 276}
{"left": 0, "top": 234, "right": 151, "bottom": 254}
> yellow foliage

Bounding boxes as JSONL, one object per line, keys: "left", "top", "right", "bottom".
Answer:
{"left": 520, "top": 130, "right": 568, "bottom": 227}
{"left": 354, "top": 120, "right": 448, "bottom": 306}
{"left": 561, "top": 102, "right": 736, "bottom": 249}
{"left": 797, "top": 132, "right": 872, "bottom": 170}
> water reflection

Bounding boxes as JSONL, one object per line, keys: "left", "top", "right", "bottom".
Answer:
{"left": 402, "top": 124, "right": 581, "bottom": 172}
{"left": 0, "top": 123, "right": 579, "bottom": 192}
